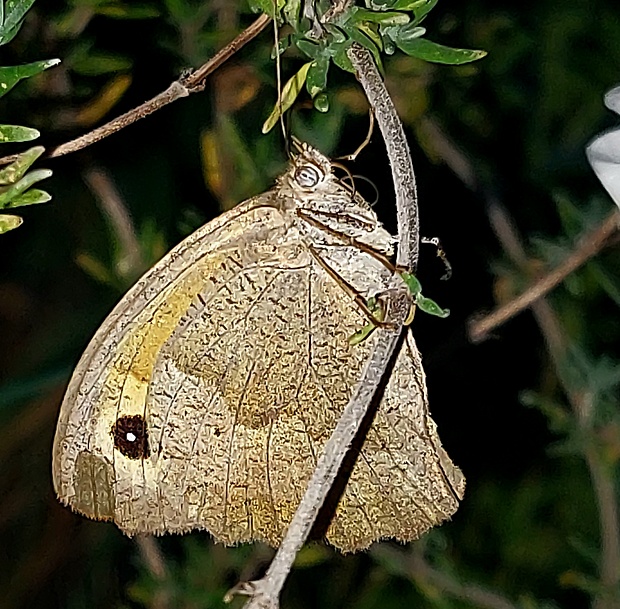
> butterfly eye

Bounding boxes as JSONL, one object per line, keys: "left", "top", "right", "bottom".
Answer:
{"left": 294, "top": 164, "right": 322, "bottom": 188}
{"left": 111, "top": 415, "right": 150, "bottom": 459}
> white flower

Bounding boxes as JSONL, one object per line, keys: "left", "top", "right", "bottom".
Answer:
{"left": 586, "top": 85, "right": 620, "bottom": 209}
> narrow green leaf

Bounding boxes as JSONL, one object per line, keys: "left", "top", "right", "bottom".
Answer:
{"left": 7, "top": 188, "right": 51, "bottom": 207}
{"left": 0, "top": 124, "right": 40, "bottom": 143}
{"left": 0, "top": 146, "right": 44, "bottom": 184}
{"left": 0, "top": 214, "right": 22, "bottom": 233}
{"left": 93, "top": 5, "right": 160, "bottom": 19}
{"left": 400, "top": 271, "right": 422, "bottom": 296}
{"left": 397, "top": 37, "right": 487, "bottom": 65}
{"left": 0, "top": 21, "right": 20, "bottom": 45}
{"left": 306, "top": 56, "right": 329, "bottom": 98}
{"left": 392, "top": 0, "right": 438, "bottom": 22}
{"left": 351, "top": 8, "right": 410, "bottom": 26}
{"left": 0, "top": 0, "right": 36, "bottom": 39}
{"left": 262, "top": 62, "right": 312, "bottom": 133}
{"left": 0, "top": 59, "right": 61, "bottom": 98}
{"left": 296, "top": 39, "right": 321, "bottom": 59}
{"left": 343, "top": 23, "right": 383, "bottom": 72}
{"left": 417, "top": 295, "right": 450, "bottom": 318}
{"left": 385, "top": 22, "right": 425, "bottom": 43}
{"left": 0, "top": 168, "right": 53, "bottom": 209}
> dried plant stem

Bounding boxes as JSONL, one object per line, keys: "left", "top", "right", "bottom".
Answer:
{"left": 234, "top": 45, "right": 419, "bottom": 609}
{"left": 348, "top": 45, "right": 419, "bottom": 270}
{"left": 0, "top": 14, "right": 271, "bottom": 166}
{"left": 372, "top": 546, "right": 520, "bottom": 609}
{"left": 469, "top": 209, "right": 620, "bottom": 343}
{"left": 82, "top": 165, "right": 144, "bottom": 277}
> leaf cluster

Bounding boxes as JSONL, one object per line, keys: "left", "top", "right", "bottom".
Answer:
{"left": 0, "top": 0, "right": 58, "bottom": 234}
{"left": 254, "top": 0, "right": 486, "bottom": 132}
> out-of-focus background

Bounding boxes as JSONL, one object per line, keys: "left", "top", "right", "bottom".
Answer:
{"left": 1, "top": 1, "right": 620, "bottom": 608}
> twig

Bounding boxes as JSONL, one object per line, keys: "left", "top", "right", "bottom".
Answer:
{"left": 136, "top": 535, "right": 171, "bottom": 609}
{"left": 82, "top": 165, "right": 144, "bottom": 278}
{"left": 469, "top": 209, "right": 620, "bottom": 343}
{"left": 0, "top": 14, "right": 271, "bottom": 166}
{"left": 233, "top": 44, "right": 420, "bottom": 609}
{"left": 349, "top": 45, "right": 419, "bottom": 270}
{"left": 372, "top": 545, "right": 521, "bottom": 609}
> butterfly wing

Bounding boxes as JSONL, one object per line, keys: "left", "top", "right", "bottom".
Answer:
{"left": 54, "top": 171, "right": 464, "bottom": 550}
{"left": 327, "top": 330, "right": 465, "bottom": 551}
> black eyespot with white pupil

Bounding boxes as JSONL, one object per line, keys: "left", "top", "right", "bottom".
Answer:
{"left": 112, "top": 414, "right": 150, "bottom": 459}
{"left": 294, "top": 164, "right": 322, "bottom": 188}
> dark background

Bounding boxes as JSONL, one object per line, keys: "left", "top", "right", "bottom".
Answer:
{"left": 1, "top": 1, "right": 619, "bottom": 608}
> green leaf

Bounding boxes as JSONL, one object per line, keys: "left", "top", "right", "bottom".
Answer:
{"left": 283, "top": 0, "right": 301, "bottom": 28}
{"left": 351, "top": 8, "right": 410, "bottom": 26}
{"left": 401, "top": 271, "right": 422, "bottom": 296}
{"left": 0, "top": 168, "right": 53, "bottom": 209}
{"left": 392, "top": 0, "right": 438, "bottom": 22}
{"left": 417, "top": 295, "right": 450, "bottom": 318}
{"left": 397, "top": 37, "right": 487, "bottom": 65}
{"left": 0, "top": 59, "right": 61, "bottom": 99}
{"left": 384, "top": 22, "right": 425, "bottom": 43}
{"left": 7, "top": 188, "right": 51, "bottom": 207}
{"left": 93, "top": 5, "right": 160, "bottom": 19}
{"left": 249, "top": 0, "right": 284, "bottom": 18}
{"left": 331, "top": 41, "right": 355, "bottom": 72}
{"left": 0, "top": 146, "right": 44, "bottom": 184}
{"left": 296, "top": 38, "right": 321, "bottom": 59}
{"left": 306, "top": 55, "right": 329, "bottom": 98}
{"left": 0, "top": 214, "right": 22, "bottom": 233}
{"left": 0, "top": 20, "right": 20, "bottom": 45}
{"left": 313, "top": 93, "right": 329, "bottom": 112}
{"left": 71, "top": 53, "right": 132, "bottom": 77}
{"left": 262, "top": 62, "right": 312, "bottom": 133}
{"left": 0, "top": 124, "right": 40, "bottom": 143}
{"left": 0, "top": 0, "right": 36, "bottom": 44}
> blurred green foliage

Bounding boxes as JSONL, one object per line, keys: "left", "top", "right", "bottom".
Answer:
{"left": 0, "top": 0, "right": 619, "bottom": 608}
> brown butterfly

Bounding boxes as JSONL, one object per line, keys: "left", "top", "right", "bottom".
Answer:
{"left": 52, "top": 143, "right": 464, "bottom": 551}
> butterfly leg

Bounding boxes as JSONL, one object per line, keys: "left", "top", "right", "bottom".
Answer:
{"left": 297, "top": 209, "right": 408, "bottom": 276}
{"left": 307, "top": 244, "right": 396, "bottom": 329}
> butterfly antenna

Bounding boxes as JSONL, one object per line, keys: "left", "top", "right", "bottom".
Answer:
{"left": 353, "top": 174, "right": 380, "bottom": 207}
{"left": 272, "top": 6, "right": 288, "bottom": 150}
{"left": 332, "top": 161, "right": 357, "bottom": 198}
{"left": 422, "top": 236, "right": 452, "bottom": 280}
{"left": 336, "top": 110, "right": 375, "bottom": 162}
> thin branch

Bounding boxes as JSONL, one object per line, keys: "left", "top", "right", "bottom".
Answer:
{"left": 0, "top": 14, "right": 271, "bottom": 166}
{"left": 372, "top": 546, "right": 521, "bottom": 609}
{"left": 232, "top": 44, "right": 420, "bottom": 609}
{"left": 469, "top": 209, "right": 620, "bottom": 343}
{"left": 135, "top": 535, "right": 171, "bottom": 609}
{"left": 82, "top": 164, "right": 145, "bottom": 278}
{"left": 349, "top": 45, "right": 419, "bottom": 270}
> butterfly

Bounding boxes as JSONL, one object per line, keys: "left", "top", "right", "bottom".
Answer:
{"left": 52, "top": 143, "right": 464, "bottom": 552}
